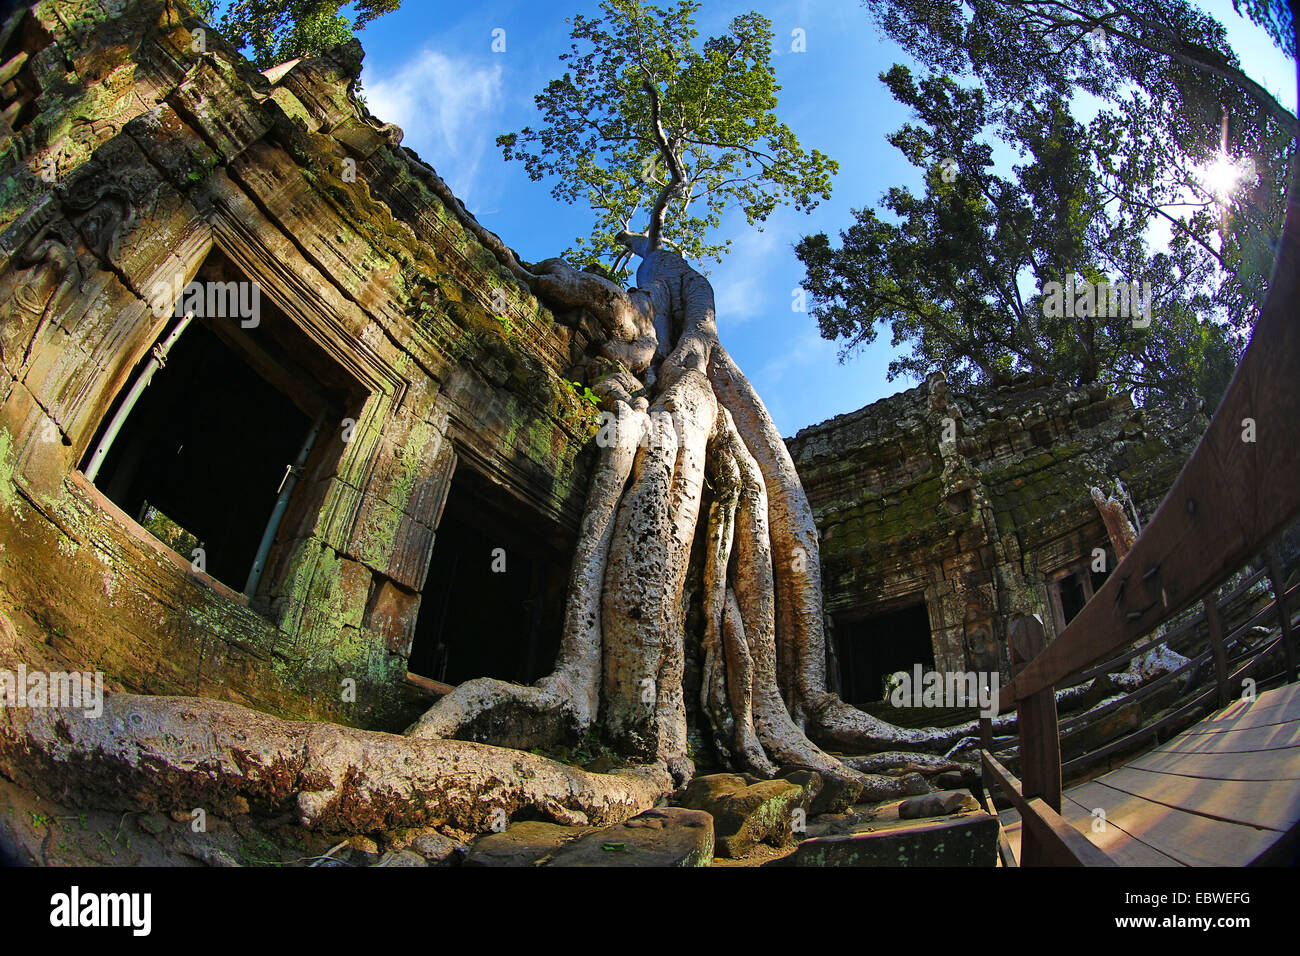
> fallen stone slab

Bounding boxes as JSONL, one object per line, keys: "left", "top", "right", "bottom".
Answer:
{"left": 794, "top": 810, "right": 999, "bottom": 867}
{"left": 898, "top": 789, "right": 981, "bottom": 820}
{"left": 464, "top": 820, "right": 592, "bottom": 867}
{"left": 677, "top": 773, "right": 809, "bottom": 858}
{"left": 778, "top": 766, "right": 864, "bottom": 816}
{"left": 547, "top": 808, "right": 714, "bottom": 867}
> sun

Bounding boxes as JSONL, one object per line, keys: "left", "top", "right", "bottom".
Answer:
{"left": 1199, "top": 152, "right": 1256, "bottom": 202}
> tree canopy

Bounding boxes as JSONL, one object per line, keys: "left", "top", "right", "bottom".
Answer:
{"left": 496, "top": 0, "right": 838, "bottom": 278}
{"left": 796, "top": 0, "right": 1293, "bottom": 413}
{"left": 862, "top": 0, "right": 1295, "bottom": 130}
{"left": 796, "top": 65, "right": 1247, "bottom": 412}
{"left": 193, "top": 0, "right": 402, "bottom": 68}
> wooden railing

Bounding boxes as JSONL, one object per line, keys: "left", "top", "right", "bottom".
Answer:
{"left": 979, "top": 111, "right": 1300, "bottom": 863}
{"left": 989, "top": 563, "right": 1298, "bottom": 780}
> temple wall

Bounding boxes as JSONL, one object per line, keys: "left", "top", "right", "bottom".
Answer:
{"left": 788, "top": 372, "right": 1204, "bottom": 687}
{"left": 0, "top": 1, "right": 603, "bottom": 729}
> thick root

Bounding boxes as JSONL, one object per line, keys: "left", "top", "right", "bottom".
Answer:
{"left": 0, "top": 691, "right": 671, "bottom": 834}
{"left": 699, "top": 416, "right": 744, "bottom": 765}
{"left": 708, "top": 345, "right": 826, "bottom": 713}
{"left": 407, "top": 401, "right": 646, "bottom": 750}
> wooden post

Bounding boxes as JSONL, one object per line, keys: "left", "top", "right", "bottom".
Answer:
{"left": 978, "top": 715, "right": 995, "bottom": 807}
{"left": 1266, "top": 547, "right": 1297, "bottom": 683}
{"left": 1008, "top": 614, "right": 1062, "bottom": 866}
{"left": 1204, "top": 594, "right": 1229, "bottom": 708}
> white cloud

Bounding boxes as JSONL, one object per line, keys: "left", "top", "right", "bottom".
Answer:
{"left": 711, "top": 227, "right": 779, "bottom": 325}
{"left": 363, "top": 50, "right": 504, "bottom": 203}
{"left": 759, "top": 326, "right": 837, "bottom": 385}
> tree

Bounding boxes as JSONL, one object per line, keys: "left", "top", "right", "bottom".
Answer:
{"left": 795, "top": 66, "right": 1244, "bottom": 411}
{"left": 194, "top": 0, "right": 402, "bottom": 68}
{"left": 863, "top": 0, "right": 1295, "bottom": 131}
{"left": 405, "top": 0, "right": 988, "bottom": 793}
{"left": 495, "top": 0, "right": 837, "bottom": 278}
{"left": 861, "top": 0, "right": 1295, "bottom": 331}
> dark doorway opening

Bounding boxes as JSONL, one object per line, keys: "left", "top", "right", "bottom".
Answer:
{"left": 81, "top": 251, "right": 361, "bottom": 596}
{"left": 836, "top": 602, "right": 934, "bottom": 706}
{"left": 1058, "top": 571, "right": 1088, "bottom": 624}
{"left": 408, "top": 463, "right": 570, "bottom": 687}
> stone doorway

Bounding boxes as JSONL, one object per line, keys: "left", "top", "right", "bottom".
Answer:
{"left": 407, "top": 461, "right": 570, "bottom": 687}
{"left": 835, "top": 601, "right": 935, "bottom": 706}
{"left": 79, "top": 251, "right": 361, "bottom": 597}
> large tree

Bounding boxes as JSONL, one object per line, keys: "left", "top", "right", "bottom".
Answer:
{"left": 795, "top": 66, "right": 1245, "bottom": 410}
{"left": 404, "top": 0, "right": 989, "bottom": 791}
{"left": 860, "top": 0, "right": 1295, "bottom": 331}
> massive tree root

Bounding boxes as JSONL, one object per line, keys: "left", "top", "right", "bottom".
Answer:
{"left": 407, "top": 227, "right": 995, "bottom": 800}
{"left": 0, "top": 615, "right": 668, "bottom": 833}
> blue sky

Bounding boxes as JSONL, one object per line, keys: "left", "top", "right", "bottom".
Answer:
{"left": 353, "top": 0, "right": 1296, "bottom": 436}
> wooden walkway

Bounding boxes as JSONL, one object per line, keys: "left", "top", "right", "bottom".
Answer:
{"left": 999, "top": 681, "right": 1300, "bottom": 865}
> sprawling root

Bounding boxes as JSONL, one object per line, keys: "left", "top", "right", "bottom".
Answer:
{"left": 405, "top": 233, "right": 977, "bottom": 799}
{"left": 0, "top": 693, "right": 669, "bottom": 832}
{"left": 407, "top": 399, "right": 647, "bottom": 750}
{"left": 707, "top": 345, "right": 977, "bottom": 755}
{"left": 0, "top": 614, "right": 668, "bottom": 834}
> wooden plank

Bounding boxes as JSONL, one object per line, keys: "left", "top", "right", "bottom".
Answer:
{"left": 1057, "top": 795, "right": 1186, "bottom": 866}
{"left": 1127, "top": 746, "right": 1300, "bottom": 782}
{"left": 1061, "top": 684, "right": 1220, "bottom": 777}
{"left": 982, "top": 752, "right": 1115, "bottom": 866}
{"left": 998, "top": 180, "right": 1300, "bottom": 709}
{"left": 1008, "top": 615, "right": 1062, "bottom": 865}
{"left": 1149, "top": 719, "right": 1300, "bottom": 755}
{"left": 1088, "top": 766, "right": 1300, "bottom": 832}
{"left": 1009, "top": 616, "right": 1061, "bottom": 810}
{"left": 1002, "top": 801, "right": 1186, "bottom": 867}
{"left": 1183, "top": 682, "right": 1300, "bottom": 734}
{"left": 998, "top": 809, "right": 1022, "bottom": 862}
{"left": 982, "top": 788, "right": 1018, "bottom": 867}
{"left": 1065, "top": 780, "right": 1278, "bottom": 866}
{"left": 1205, "top": 594, "right": 1230, "bottom": 708}
{"left": 1181, "top": 710, "right": 1300, "bottom": 738}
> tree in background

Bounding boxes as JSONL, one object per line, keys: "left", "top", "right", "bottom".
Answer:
{"left": 797, "top": 66, "right": 1245, "bottom": 411}
{"left": 862, "top": 0, "right": 1294, "bottom": 325}
{"left": 798, "top": 0, "right": 1294, "bottom": 413}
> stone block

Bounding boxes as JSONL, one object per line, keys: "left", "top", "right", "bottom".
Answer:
{"left": 794, "top": 810, "right": 999, "bottom": 867}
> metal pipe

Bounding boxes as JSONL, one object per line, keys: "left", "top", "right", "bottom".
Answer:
{"left": 83, "top": 311, "right": 195, "bottom": 483}
{"left": 243, "top": 409, "right": 329, "bottom": 598}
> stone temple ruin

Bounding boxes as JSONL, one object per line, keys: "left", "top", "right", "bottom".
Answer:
{"left": 0, "top": 1, "right": 1233, "bottom": 866}
{"left": 1, "top": 1, "right": 607, "bottom": 734}
{"left": 788, "top": 374, "right": 1203, "bottom": 708}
